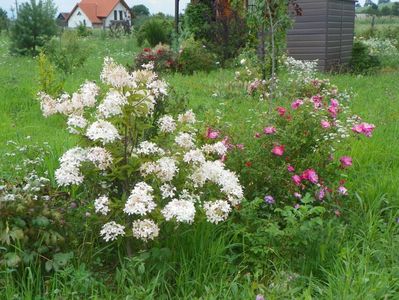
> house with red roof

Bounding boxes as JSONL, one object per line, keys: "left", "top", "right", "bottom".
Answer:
{"left": 67, "top": 0, "right": 131, "bottom": 28}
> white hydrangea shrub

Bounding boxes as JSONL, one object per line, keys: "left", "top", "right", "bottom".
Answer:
{"left": 38, "top": 58, "right": 243, "bottom": 244}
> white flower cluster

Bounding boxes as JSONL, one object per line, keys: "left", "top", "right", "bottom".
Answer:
{"left": 202, "top": 142, "right": 228, "bottom": 156}
{"left": 203, "top": 200, "right": 231, "bottom": 224}
{"left": 178, "top": 110, "right": 196, "bottom": 124}
{"left": 94, "top": 195, "right": 110, "bottom": 215}
{"left": 87, "top": 147, "right": 113, "bottom": 170}
{"left": 55, "top": 146, "right": 113, "bottom": 186}
{"left": 86, "top": 120, "right": 120, "bottom": 145}
{"left": 158, "top": 115, "right": 176, "bottom": 133}
{"left": 191, "top": 160, "right": 243, "bottom": 205}
{"left": 183, "top": 149, "right": 206, "bottom": 165}
{"left": 132, "top": 219, "right": 160, "bottom": 241}
{"left": 38, "top": 81, "right": 99, "bottom": 117}
{"left": 141, "top": 157, "right": 179, "bottom": 182}
{"left": 160, "top": 183, "right": 176, "bottom": 199}
{"left": 124, "top": 182, "right": 156, "bottom": 216}
{"left": 55, "top": 147, "right": 87, "bottom": 186}
{"left": 100, "top": 221, "right": 125, "bottom": 242}
{"left": 135, "top": 141, "right": 165, "bottom": 156}
{"left": 161, "top": 199, "right": 196, "bottom": 223}
{"left": 97, "top": 90, "right": 127, "bottom": 118}
{"left": 285, "top": 56, "right": 318, "bottom": 85}
{"left": 67, "top": 115, "right": 88, "bottom": 134}
{"left": 362, "top": 38, "right": 399, "bottom": 58}
{"left": 175, "top": 132, "right": 195, "bottom": 149}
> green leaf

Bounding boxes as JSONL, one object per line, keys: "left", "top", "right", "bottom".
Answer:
{"left": 32, "top": 216, "right": 50, "bottom": 228}
{"left": 4, "top": 252, "right": 21, "bottom": 267}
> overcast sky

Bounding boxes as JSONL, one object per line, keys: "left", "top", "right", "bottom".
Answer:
{"left": 0, "top": 0, "right": 191, "bottom": 16}
{"left": 1, "top": 0, "right": 399, "bottom": 17}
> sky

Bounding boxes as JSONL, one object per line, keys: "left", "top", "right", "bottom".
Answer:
{"left": 1, "top": 0, "right": 399, "bottom": 17}
{"left": 0, "top": 0, "right": 191, "bottom": 16}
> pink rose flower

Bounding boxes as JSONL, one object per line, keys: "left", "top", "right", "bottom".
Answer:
{"left": 292, "top": 175, "right": 302, "bottom": 186}
{"left": 352, "top": 122, "right": 375, "bottom": 137}
{"left": 254, "top": 132, "right": 261, "bottom": 138}
{"left": 206, "top": 128, "right": 220, "bottom": 139}
{"left": 272, "top": 145, "right": 285, "bottom": 156}
{"left": 321, "top": 120, "right": 331, "bottom": 128}
{"left": 340, "top": 156, "right": 352, "bottom": 168}
{"left": 263, "top": 126, "right": 276, "bottom": 135}
{"left": 330, "top": 98, "right": 339, "bottom": 107}
{"left": 291, "top": 99, "right": 304, "bottom": 110}
{"left": 328, "top": 105, "right": 338, "bottom": 118}
{"left": 301, "top": 169, "right": 319, "bottom": 184}
{"left": 287, "top": 164, "right": 295, "bottom": 172}
{"left": 277, "top": 107, "right": 286, "bottom": 116}
{"left": 311, "top": 95, "right": 323, "bottom": 109}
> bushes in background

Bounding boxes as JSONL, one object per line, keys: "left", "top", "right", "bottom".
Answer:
{"left": 10, "top": 0, "right": 58, "bottom": 55}
{"left": 136, "top": 16, "right": 173, "bottom": 47}
{"left": 44, "top": 31, "right": 90, "bottom": 74}
{"left": 350, "top": 40, "right": 381, "bottom": 74}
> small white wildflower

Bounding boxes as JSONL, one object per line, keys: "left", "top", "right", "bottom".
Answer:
{"left": 94, "top": 195, "right": 110, "bottom": 215}
{"left": 160, "top": 183, "right": 176, "bottom": 199}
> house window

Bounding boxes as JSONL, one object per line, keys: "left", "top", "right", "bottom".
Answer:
{"left": 114, "top": 10, "right": 117, "bottom": 20}
{"left": 119, "top": 10, "right": 123, "bottom": 20}
{"left": 83, "top": 19, "right": 86, "bottom": 26}
{"left": 77, "top": 11, "right": 81, "bottom": 16}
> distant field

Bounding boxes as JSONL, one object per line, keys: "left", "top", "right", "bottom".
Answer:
{"left": 355, "top": 15, "right": 399, "bottom": 34}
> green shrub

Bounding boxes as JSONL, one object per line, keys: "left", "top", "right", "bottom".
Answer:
{"left": 136, "top": 17, "right": 173, "bottom": 47}
{"left": 76, "top": 23, "right": 92, "bottom": 37}
{"left": 44, "top": 30, "right": 90, "bottom": 74}
{"left": 0, "top": 140, "right": 71, "bottom": 271}
{"left": 177, "top": 37, "right": 216, "bottom": 74}
{"left": 10, "top": 0, "right": 58, "bottom": 55}
{"left": 350, "top": 40, "right": 381, "bottom": 74}
{"left": 183, "top": 2, "right": 248, "bottom": 63}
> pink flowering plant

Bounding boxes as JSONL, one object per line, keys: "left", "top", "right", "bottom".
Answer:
{"left": 225, "top": 79, "right": 374, "bottom": 212}
{"left": 37, "top": 58, "right": 243, "bottom": 250}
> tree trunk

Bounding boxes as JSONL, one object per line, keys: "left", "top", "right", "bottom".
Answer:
{"left": 175, "top": 0, "right": 180, "bottom": 34}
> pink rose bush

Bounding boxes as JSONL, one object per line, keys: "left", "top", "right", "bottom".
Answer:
{"left": 224, "top": 75, "right": 375, "bottom": 212}
{"left": 38, "top": 58, "right": 243, "bottom": 244}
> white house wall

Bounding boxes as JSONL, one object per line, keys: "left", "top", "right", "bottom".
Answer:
{"left": 104, "top": 3, "right": 131, "bottom": 27}
{"left": 68, "top": 7, "right": 93, "bottom": 28}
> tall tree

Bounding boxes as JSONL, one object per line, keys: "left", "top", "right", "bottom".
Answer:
{"left": 10, "top": 0, "right": 57, "bottom": 55}
{"left": 131, "top": 4, "right": 150, "bottom": 17}
{"left": 0, "top": 8, "right": 9, "bottom": 32}
{"left": 392, "top": 2, "right": 399, "bottom": 16}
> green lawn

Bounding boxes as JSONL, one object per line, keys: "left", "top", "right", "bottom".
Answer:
{"left": 1, "top": 33, "right": 399, "bottom": 299}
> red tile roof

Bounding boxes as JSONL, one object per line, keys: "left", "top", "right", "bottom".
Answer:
{"left": 68, "top": 0, "right": 130, "bottom": 24}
